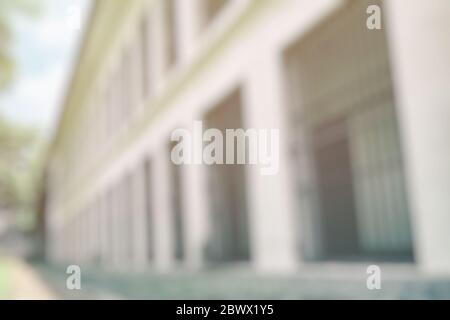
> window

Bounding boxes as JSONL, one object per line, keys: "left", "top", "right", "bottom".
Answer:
{"left": 165, "top": 0, "right": 178, "bottom": 69}
{"left": 204, "top": 90, "right": 251, "bottom": 263}
{"left": 169, "top": 142, "right": 185, "bottom": 261}
{"left": 122, "top": 174, "right": 135, "bottom": 260}
{"left": 120, "top": 51, "right": 131, "bottom": 120}
{"left": 202, "top": 0, "right": 229, "bottom": 28}
{"left": 144, "top": 159, "right": 154, "bottom": 260}
{"left": 140, "top": 15, "right": 151, "bottom": 98}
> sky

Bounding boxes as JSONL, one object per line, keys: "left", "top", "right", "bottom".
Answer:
{"left": 0, "top": 0, "right": 91, "bottom": 136}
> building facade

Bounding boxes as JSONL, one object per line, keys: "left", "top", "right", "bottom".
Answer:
{"left": 44, "top": 0, "right": 450, "bottom": 274}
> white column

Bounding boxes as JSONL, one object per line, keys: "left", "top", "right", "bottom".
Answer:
{"left": 119, "top": 180, "right": 131, "bottom": 269}
{"left": 131, "top": 164, "right": 149, "bottom": 270}
{"left": 82, "top": 209, "right": 89, "bottom": 264}
{"left": 152, "top": 0, "right": 170, "bottom": 92}
{"left": 141, "top": 7, "right": 153, "bottom": 98}
{"left": 88, "top": 203, "right": 97, "bottom": 264}
{"left": 45, "top": 208, "right": 58, "bottom": 263}
{"left": 386, "top": 0, "right": 450, "bottom": 273}
{"left": 111, "top": 186, "right": 123, "bottom": 269}
{"left": 131, "top": 36, "right": 143, "bottom": 112}
{"left": 180, "top": 127, "right": 210, "bottom": 269}
{"left": 83, "top": 205, "right": 91, "bottom": 263}
{"left": 243, "top": 50, "right": 298, "bottom": 272}
{"left": 99, "top": 194, "right": 110, "bottom": 267}
{"left": 75, "top": 212, "right": 83, "bottom": 264}
{"left": 67, "top": 216, "right": 74, "bottom": 263}
{"left": 175, "top": 0, "right": 200, "bottom": 64}
{"left": 153, "top": 144, "right": 175, "bottom": 271}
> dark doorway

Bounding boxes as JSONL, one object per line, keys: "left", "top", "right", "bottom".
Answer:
{"left": 313, "top": 119, "right": 359, "bottom": 258}
{"left": 284, "top": 0, "right": 414, "bottom": 261}
{"left": 169, "top": 143, "right": 185, "bottom": 262}
{"left": 144, "top": 159, "right": 154, "bottom": 261}
{"left": 205, "top": 90, "right": 250, "bottom": 263}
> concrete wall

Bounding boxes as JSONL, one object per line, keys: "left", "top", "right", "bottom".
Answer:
{"left": 45, "top": 0, "right": 450, "bottom": 275}
{"left": 385, "top": 0, "right": 450, "bottom": 274}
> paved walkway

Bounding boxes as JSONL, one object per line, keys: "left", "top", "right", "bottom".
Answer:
{"left": 0, "top": 257, "right": 56, "bottom": 300}
{"left": 34, "top": 262, "right": 450, "bottom": 299}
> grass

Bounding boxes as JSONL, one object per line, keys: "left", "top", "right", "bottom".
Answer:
{"left": 0, "top": 261, "right": 10, "bottom": 299}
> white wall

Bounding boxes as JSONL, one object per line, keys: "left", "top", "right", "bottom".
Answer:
{"left": 386, "top": 0, "right": 450, "bottom": 274}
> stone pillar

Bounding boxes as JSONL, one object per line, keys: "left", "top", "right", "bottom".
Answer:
{"left": 131, "top": 164, "right": 150, "bottom": 270}
{"left": 385, "top": 0, "right": 450, "bottom": 273}
{"left": 111, "top": 185, "right": 123, "bottom": 269}
{"left": 152, "top": 0, "right": 174, "bottom": 91}
{"left": 133, "top": 34, "right": 144, "bottom": 111}
{"left": 45, "top": 210, "right": 58, "bottom": 263}
{"left": 175, "top": 0, "right": 200, "bottom": 64}
{"left": 180, "top": 119, "right": 210, "bottom": 269}
{"left": 99, "top": 194, "right": 110, "bottom": 267}
{"left": 88, "top": 203, "right": 97, "bottom": 264}
{"left": 243, "top": 50, "right": 298, "bottom": 272}
{"left": 153, "top": 143, "right": 175, "bottom": 271}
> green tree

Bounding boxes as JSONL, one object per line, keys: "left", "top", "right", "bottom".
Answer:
{"left": 0, "top": 0, "right": 44, "bottom": 229}
{"left": 0, "top": 115, "right": 44, "bottom": 227}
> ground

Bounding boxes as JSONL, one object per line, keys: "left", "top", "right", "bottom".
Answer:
{"left": 31, "top": 262, "right": 450, "bottom": 300}
{"left": 2, "top": 257, "right": 450, "bottom": 299}
{"left": 0, "top": 257, "right": 55, "bottom": 299}
{"left": 0, "top": 263, "right": 9, "bottom": 299}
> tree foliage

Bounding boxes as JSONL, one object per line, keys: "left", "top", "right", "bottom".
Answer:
{"left": 0, "top": 0, "right": 44, "bottom": 228}
{"left": 0, "top": 114, "right": 45, "bottom": 230}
